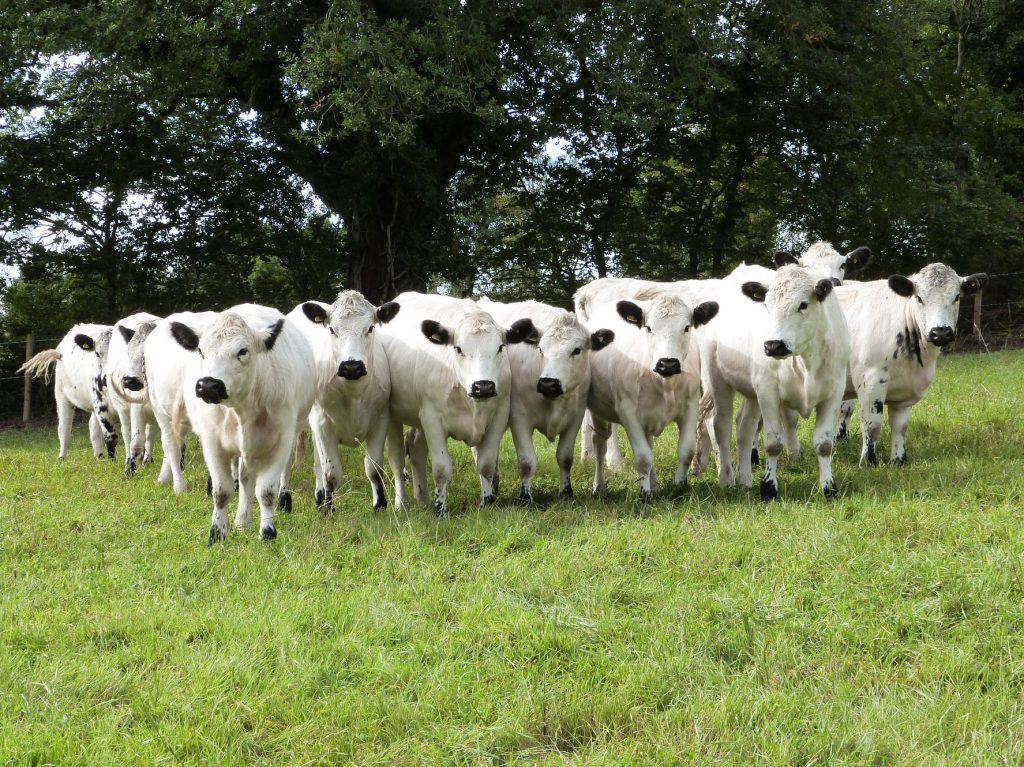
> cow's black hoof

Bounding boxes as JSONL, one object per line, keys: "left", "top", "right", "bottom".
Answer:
{"left": 519, "top": 485, "right": 533, "bottom": 505}
{"left": 433, "top": 501, "right": 448, "bottom": 519}
{"left": 208, "top": 525, "right": 226, "bottom": 547}
{"left": 278, "top": 491, "right": 292, "bottom": 513}
{"left": 314, "top": 488, "right": 325, "bottom": 507}
{"left": 823, "top": 479, "right": 838, "bottom": 500}
{"left": 260, "top": 525, "right": 277, "bottom": 541}
{"left": 760, "top": 477, "right": 778, "bottom": 502}
{"left": 373, "top": 497, "right": 387, "bottom": 512}
{"left": 558, "top": 484, "right": 574, "bottom": 500}
{"left": 481, "top": 494, "right": 496, "bottom": 507}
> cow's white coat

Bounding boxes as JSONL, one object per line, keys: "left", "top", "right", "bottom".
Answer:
{"left": 106, "top": 312, "right": 161, "bottom": 475}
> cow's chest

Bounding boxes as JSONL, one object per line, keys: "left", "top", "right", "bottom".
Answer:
{"left": 884, "top": 360, "right": 936, "bottom": 405}
{"left": 444, "top": 391, "right": 497, "bottom": 445}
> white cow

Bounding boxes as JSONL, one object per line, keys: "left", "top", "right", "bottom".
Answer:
{"left": 378, "top": 292, "right": 535, "bottom": 517}
{"left": 834, "top": 264, "right": 987, "bottom": 465}
{"left": 107, "top": 312, "right": 162, "bottom": 475}
{"left": 144, "top": 311, "right": 219, "bottom": 493}
{"left": 478, "top": 298, "right": 615, "bottom": 503}
{"left": 167, "top": 304, "right": 315, "bottom": 543}
{"left": 287, "top": 291, "right": 401, "bottom": 512}
{"left": 19, "top": 324, "right": 119, "bottom": 460}
{"left": 772, "top": 241, "right": 871, "bottom": 282}
{"left": 585, "top": 294, "right": 719, "bottom": 501}
{"left": 699, "top": 264, "right": 850, "bottom": 499}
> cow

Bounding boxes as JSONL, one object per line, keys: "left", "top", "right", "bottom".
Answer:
{"left": 833, "top": 264, "right": 987, "bottom": 466}
{"left": 19, "top": 324, "right": 119, "bottom": 460}
{"left": 144, "top": 311, "right": 219, "bottom": 493}
{"left": 584, "top": 294, "right": 719, "bottom": 501}
{"left": 106, "top": 312, "right": 162, "bottom": 476}
{"left": 772, "top": 241, "right": 871, "bottom": 283}
{"left": 287, "top": 291, "right": 401, "bottom": 512}
{"left": 698, "top": 264, "right": 850, "bottom": 500}
{"left": 166, "top": 304, "right": 315, "bottom": 543}
{"left": 477, "top": 298, "right": 615, "bottom": 503}
{"left": 377, "top": 292, "right": 535, "bottom": 517}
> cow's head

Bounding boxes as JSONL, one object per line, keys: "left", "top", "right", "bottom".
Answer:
{"left": 616, "top": 295, "right": 718, "bottom": 377}
{"left": 116, "top": 321, "right": 157, "bottom": 396}
{"left": 300, "top": 291, "right": 400, "bottom": 381}
{"left": 775, "top": 241, "right": 871, "bottom": 284}
{"left": 421, "top": 309, "right": 534, "bottom": 399}
{"left": 887, "top": 264, "right": 988, "bottom": 348}
{"left": 170, "top": 312, "right": 285, "bottom": 405}
{"left": 526, "top": 310, "right": 614, "bottom": 400}
{"left": 743, "top": 265, "right": 834, "bottom": 359}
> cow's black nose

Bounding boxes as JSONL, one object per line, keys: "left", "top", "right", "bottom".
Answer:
{"left": 764, "top": 340, "right": 791, "bottom": 358}
{"left": 654, "top": 358, "right": 681, "bottom": 377}
{"left": 537, "top": 377, "right": 564, "bottom": 399}
{"left": 196, "top": 377, "right": 228, "bottom": 404}
{"left": 338, "top": 360, "right": 368, "bottom": 380}
{"left": 122, "top": 375, "right": 144, "bottom": 392}
{"left": 469, "top": 380, "right": 497, "bottom": 399}
{"left": 927, "top": 326, "right": 955, "bottom": 346}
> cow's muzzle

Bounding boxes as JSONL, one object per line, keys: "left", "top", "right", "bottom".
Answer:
{"left": 537, "top": 377, "right": 564, "bottom": 399}
{"left": 654, "top": 357, "right": 681, "bottom": 377}
{"left": 196, "top": 377, "right": 228, "bottom": 404}
{"left": 338, "top": 360, "right": 368, "bottom": 380}
{"left": 122, "top": 375, "right": 144, "bottom": 392}
{"left": 469, "top": 380, "right": 497, "bottom": 399}
{"left": 927, "top": 326, "right": 955, "bottom": 346}
{"left": 764, "top": 340, "right": 792, "bottom": 358}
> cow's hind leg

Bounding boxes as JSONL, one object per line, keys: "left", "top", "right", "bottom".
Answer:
{"left": 556, "top": 419, "right": 583, "bottom": 499}
{"left": 888, "top": 404, "right": 913, "bottom": 466}
{"left": 386, "top": 421, "right": 409, "bottom": 509}
{"left": 858, "top": 387, "right": 886, "bottom": 467}
{"left": 87, "top": 411, "right": 104, "bottom": 459}
{"left": 591, "top": 415, "right": 612, "bottom": 495}
{"left": 837, "top": 399, "right": 855, "bottom": 442}
{"left": 734, "top": 398, "right": 760, "bottom": 489}
{"left": 710, "top": 384, "right": 737, "bottom": 488}
{"left": 363, "top": 417, "right": 390, "bottom": 511}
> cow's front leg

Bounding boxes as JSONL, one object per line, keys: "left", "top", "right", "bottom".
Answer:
{"left": 509, "top": 414, "right": 538, "bottom": 504}
{"left": 386, "top": 420, "right": 410, "bottom": 509}
{"left": 310, "top": 412, "right": 341, "bottom": 513}
{"left": 363, "top": 416, "right": 390, "bottom": 511}
{"left": 734, "top": 397, "right": 760, "bottom": 489}
{"left": 157, "top": 420, "right": 187, "bottom": 493}
{"left": 117, "top": 404, "right": 136, "bottom": 476}
{"left": 235, "top": 457, "right": 255, "bottom": 530}
{"left": 407, "top": 427, "right": 431, "bottom": 505}
{"left": 782, "top": 407, "right": 801, "bottom": 457}
{"left": 204, "top": 444, "right": 235, "bottom": 545}
{"left": 475, "top": 403, "right": 508, "bottom": 507}
{"left": 621, "top": 415, "right": 655, "bottom": 503}
{"left": 580, "top": 409, "right": 596, "bottom": 463}
{"left": 837, "top": 399, "right": 856, "bottom": 442}
{"left": 556, "top": 418, "right": 582, "bottom": 500}
{"left": 813, "top": 398, "right": 840, "bottom": 499}
{"left": 888, "top": 404, "right": 913, "bottom": 465}
{"left": 420, "top": 418, "right": 453, "bottom": 518}
{"left": 255, "top": 440, "right": 296, "bottom": 540}
{"left": 758, "top": 398, "right": 785, "bottom": 501}
{"left": 857, "top": 383, "right": 887, "bottom": 467}
{"left": 672, "top": 399, "right": 701, "bottom": 487}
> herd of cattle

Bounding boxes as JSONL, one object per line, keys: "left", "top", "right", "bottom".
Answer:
{"left": 20, "top": 242, "right": 988, "bottom": 545}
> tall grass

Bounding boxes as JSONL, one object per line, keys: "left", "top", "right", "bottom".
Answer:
{"left": 1, "top": 350, "right": 1022, "bottom": 765}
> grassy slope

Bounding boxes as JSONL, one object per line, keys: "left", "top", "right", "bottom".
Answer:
{"left": 1, "top": 350, "right": 1023, "bottom": 766}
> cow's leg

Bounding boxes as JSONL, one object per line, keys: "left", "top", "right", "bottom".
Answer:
{"left": 813, "top": 399, "right": 840, "bottom": 499}
{"left": 420, "top": 417, "right": 453, "bottom": 518}
{"left": 591, "top": 415, "right": 612, "bottom": 494}
{"left": 509, "top": 415, "right": 538, "bottom": 504}
{"left": 857, "top": 386, "right": 886, "bottom": 467}
{"left": 310, "top": 414, "right": 340, "bottom": 513}
{"left": 837, "top": 399, "right": 855, "bottom": 442}
{"left": 710, "top": 384, "right": 737, "bottom": 488}
{"left": 605, "top": 427, "right": 627, "bottom": 472}
{"left": 735, "top": 398, "right": 760, "bottom": 489}
{"left": 256, "top": 439, "right": 297, "bottom": 540}
{"left": 158, "top": 419, "right": 188, "bottom": 493}
{"left": 235, "top": 458, "right": 255, "bottom": 530}
{"left": 117, "top": 403, "right": 136, "bottom": 476}
{"left": 142, "top": 413, "right": 157, "bottom": 464}
{"left": 56, "top": 395, "right": 75, "bottom": 459}
{"left": 580, "top": 409, "right": 596, "bottom": 463}
{"left": 407, "top": 427, "right": 431, "bottom": 505}
{"left": 556, "top": 418, "right": 583, "bottom": 499}
{"left": 204, "top": 444, "right": 235, "bottom": 545}
{"left": 621, "top": 415, "right": 655, "bottom": 503}
{"left": 888, "top": 404, "right": 913, "bottom": 466}
{"left": 86, "top": 411, "right": 104, "bottom": 460}
{"left": 311, "top": 440, "right": 325, "bottom": 507}
{"left": 386, "top": 420, "right": 409, "bottom": 509}
{"left": 363, "top": 416, "right": 390, "bottom": 511}
{"left": 475, "top": 403, "right": 508, "bottom": 507}
{"left": 782, "top": 407, "right": 801, "bottom": 456}
{"left": 758, "top": 397, "right": 785, "bottom": 501}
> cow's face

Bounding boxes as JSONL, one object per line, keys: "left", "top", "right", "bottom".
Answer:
{"left": 775, "top": 242, "right": 871, "bottom": 283}
{"left": 301, "top": 292, "right": 400, "bottom": 380}
{"left": 421, "top": 311, "right": 535, "bottom": 399}
{"left": 888, "top": 264, "right": 988, "bottom": 347}
{"left": 117, "top": 321, "right": 157, "bottom": 395}
{"left": 170, "top": 312, "right": 285, "bottom": 405}
{"left": 743, "top": 266, "right": 834, "bottom": 359}
{"left": 617, "top": 296, "right": 718, "bottom": 377}
{"left": 532, "top": 312, "right": 614, "bottom": 400}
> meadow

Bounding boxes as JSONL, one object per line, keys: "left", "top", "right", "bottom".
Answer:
{"left": 1, "top": 349, "right": 1023, "bottom": 766}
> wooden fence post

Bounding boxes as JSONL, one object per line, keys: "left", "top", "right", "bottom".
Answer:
{"left": 973, "top": 292, "right": 982, "bottom": 340}
{"left": 22, "top": 332, "right": 35, "bottom": 425}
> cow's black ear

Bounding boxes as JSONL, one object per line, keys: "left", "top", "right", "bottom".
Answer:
{"left": 741, "top": 282, "right": 768, "bottom": 303}
{"left": 506, "top": 318, "right": 537, "bottom": 345}
{"left": 773, "top": 251, "right": 799, "bottom": 267}
{"left": 887, "top": 275, "right": 915, "bottom": 297}
{"left": 263, "top": 319, "right": 286, "bottom": 351}
{"left": 301, "top": 302, "right": 329, "bottom": 325}
{"left": 616, "top": 300, "right": 645, "bottom": 327}
{"left": 421, "top": 319, "right": 450, "bottom": 345}
{"left": 961, "top": 273, "right": 988, "bottom": 295}
{"left": 692, "top": 301, "right": 720, "bottom": 327}
{"left": 74, "top": 333, "right": 96, "bottom": 352}
{"left": 117, "top": 325, "right": 136, "bottom": 345}
{"left": 814, "top": 279, "right": 834, "bottom": 302}
{"left": 169, "top": 322, "right": 200, "bottom": 352}
{"left": 377, "top": 301, "right": 401, "bottom": 325}
{"left": 843, "top": 246, "right": 871, "bottom": 275}
{"left": 590, "top": 329, "right": 615, "bottom": 351}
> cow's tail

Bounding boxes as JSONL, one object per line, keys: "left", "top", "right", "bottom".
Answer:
{"left": 17, "top": 349, "right": 62, "bottom": 383}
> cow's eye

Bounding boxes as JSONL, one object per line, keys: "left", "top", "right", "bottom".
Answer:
{"left": 571, "top": 347, "right": 582, "bottom": 356}
{"left": 798, "top": 302, "right": 808, "bottom": 312}
{"left": 953, "top": 296, "right": 960, "bottom": 304}
{"left": 238, "top": 348, "right": 248, "bottom": 358}
{"left": 683, "top": 325, "right": 691, "bottom": 333}
{"left": 916, "top": 296, "right": 924, "bottom": 304}
{"left": 454, "top": 345, "right": 464, "bottom": 356}
{"left": 645, "top": 325, "right": 652, "bottom": 333}
{"left": 366, "top": 326, "right": 373, "bottom": 335}
{"left": 498, "top": 344, "right": 505, "bottom": 353}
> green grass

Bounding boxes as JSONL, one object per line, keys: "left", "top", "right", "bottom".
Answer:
{"left": 1, "top": 349, "right": 1023, "bottom": 766}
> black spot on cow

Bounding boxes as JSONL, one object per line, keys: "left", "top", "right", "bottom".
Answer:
{"left": 214, "top": 490, "right": 230, "bottom": 508}
{"left": 837, "top": 421, "right": 849, "bottom": 442}
{"left": 519, "top": 484, "right": 533, "bottom": 505}
{"left": 865, "top": 438, "right": 878, "bottom": 467}
{"left": 760, "top": 476, "right": 779, "bottom": 502}
{"left": 314, "top": 488, "right": 326, "bottom": 507}
{"left": 879, "top": 378, "right": 888, "bottom": 384}
{"left": 277, "top": 490, "right": 292, "bottom": 513}
{"left": 373, "top": 478, "right": 387, "bottom": 511}
{"left": 893, "top": 451, "right": 908, "bottom": 466}
{"left": 208, "top": 525, "right": 226, "bottom": 547}
{"left": 895, "top": 327, "right": 923, "bottom": 367}
{"left": 823, "top": 479, "right": 838, "bottom": 500}
{"left": 260, "top": 525, "right": 277, "bottom": 541}
{"left": 481, "top": 493, "right": 496, "bottom": 507}
{"left": 872, "top": 399, "right": 884, "bottom": 415}
{"left": 751, "top": 446, "right": 760, "bottom": 466}
{"left": 433, "top": 491, "right": 448, "bottom": 519}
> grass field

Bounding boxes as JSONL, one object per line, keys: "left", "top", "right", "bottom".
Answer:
{"left": 2, "top": 349, "right": 1023, "bottom": 766}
